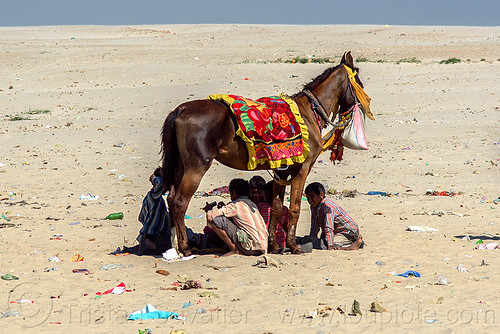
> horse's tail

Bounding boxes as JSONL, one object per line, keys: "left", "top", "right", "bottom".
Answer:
{"left": 160, "top": 107, "right": 182, "bottom": 192}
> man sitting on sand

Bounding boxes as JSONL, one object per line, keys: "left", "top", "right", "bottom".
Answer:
{"left": 206, "top": 178, "right": 268, "bottom": 256}
{"left": 303, "top": 182, "right": 363, "bottom": 251}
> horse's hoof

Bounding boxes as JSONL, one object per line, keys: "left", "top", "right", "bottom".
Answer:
{"left": 268, "top": 243, "right": 280, "bottom": 254}
{"left": 291, "top": 246, "right": 302, "bottom": 254}
{"left": 180, "top": 249, "right": 192, "bottom": 257}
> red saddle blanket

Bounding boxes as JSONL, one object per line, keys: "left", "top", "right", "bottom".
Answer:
{"left": 208, "top": 94, "right": 310, "bottom": 170}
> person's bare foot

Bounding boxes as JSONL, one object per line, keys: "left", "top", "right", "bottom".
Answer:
{"left": 222, "top": 248, "right": 242, "bottom": 257}
{"left": 334, "top": 236, "right": 363, "bottom": 250}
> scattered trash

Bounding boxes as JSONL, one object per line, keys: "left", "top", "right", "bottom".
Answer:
{"left": 68, "top": 221, "right": 81, "bottom": 225}
{"left": 367, "top": 191, "right": 398, "bottom": 197}
{"left": 375, "top": 261, "right": 386, "bottom": 266}
{"left": 44, "top": 267, "right": 58, "bottom": 272}
{"left": 370, "top": 301, "right": 388, "bottom": 313}
{"left": 397, "top": 271, "right": 421, "bottom": 278}
{"left": 426, "top": 319, "right": 437, "bottom": 324}
{"left": 174, "top": 275, "right": 202, "bottom": 290}
{"left": 456, "top": 264, "right": 469, "bottom": 272}
{"left": 1, "top": 214, "right": 11, "bottom": 221}
{"left": 139, "top": 329, "right": 153, "bottom": 334}
{"left": 476, "top": 242, "right": 499, "bottom": 250}
{"left": 182, "top": 302, "right": 193, "bottom": 309}
{"left": 105, "top": 212, "right": 124, "bottom": 220}
{"left": 194, "top": 308, "right": 207, "bottom": 314}
{"left": 48, "top": 256, "right": 62, "bottom": 262}
{"left": 414, "top": 210, "right": 466, "bottom": 217}
{"left": 113, "top": 142, "right": 126, "bottom": 148}
{"left": 437, "top": 276, "right": 449, "bottom": 285}
{"left": 304, "top": 310, "right": 317, "bottom": 319}
{"left": 98, "top": 263, "right": 126, "bottom": 270}
{"left": 72, "top": 269, "right": 89, "bottom": 274}
{"left": 79, "top": 194, "right": 99, "bottom": 201}
{"left": 162, "top": 248, "right": 195, "bottom": 262}
{"left": 181, "top": 280, "right": 203, "bottom": 290}
{"left": 425, "top": 190, "right": 460, "bottom": 197}
{"left": 96, "top": 282, "right": 129, "bottom": 295}
{"left": 350, "top": 300, "right": 362, "bottom": 316}
{"left": 1, "top": 273, "right": 19, "bottom": 280}
{"left": 253, "top": 255, "right": 283, "bottom": 268}
{"left": 128, "top": 304, "right": 181, "bottom": 321}
{"left": 71, "top": 254, "right": 84, "bottom": 262}
{"left": 208, "top": 186, "right": 229, "bottom": 196}
{"left": 0, "top": 310, "right": 19, "bottom": 318}
{"left": 109, "top": 247, "right": 128, "bottom": 255}
{"left": 10, "top": 299, "right": 34, "bottom": 304}
{"left": 156, "top": 270, "right": 170, "bottom": 277}
{"left": 406, "top": 225, "right": 438, "bottom": 232}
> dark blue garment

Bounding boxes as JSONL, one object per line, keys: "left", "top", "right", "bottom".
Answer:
{"left": 138, "top": 177, "right": 170, "bottom": 238}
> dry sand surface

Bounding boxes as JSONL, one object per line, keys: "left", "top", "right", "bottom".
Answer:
{"left": 0, "top": 24, "right": 499, "bottom": 333}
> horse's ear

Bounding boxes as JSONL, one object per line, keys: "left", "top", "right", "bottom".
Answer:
{"left": 345, "top": 51, "right": 354, "bottom": 69}
{"left": 341, "top": 51, "right": 347, "bottom": 64}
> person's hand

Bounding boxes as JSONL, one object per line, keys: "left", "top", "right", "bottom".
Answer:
{"left": 202, "top": 201, "right": 217, "bottom": 212}
{"left": 327, "top": 245, "right": 334, "bottom": 250}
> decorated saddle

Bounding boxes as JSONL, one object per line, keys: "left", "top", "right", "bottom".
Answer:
{"left": 208, "top": 94, "right": 310, "bottom": 170}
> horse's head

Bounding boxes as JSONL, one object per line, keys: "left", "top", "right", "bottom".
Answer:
{"left": 297, "top": 52, "right": 371, "bottom": 128}
{"left": 338, "top": 51, "right": 363, "bottom": 113}
{"left": 340, "top": 51, "right": 373, "bottom": 120}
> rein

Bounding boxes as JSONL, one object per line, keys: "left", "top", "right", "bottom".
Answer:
{"left": 303, "top": 80, "right": 355, "bottom": 131}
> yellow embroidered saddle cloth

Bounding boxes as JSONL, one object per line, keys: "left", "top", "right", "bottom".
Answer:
{"left": 208, "top": 94, "right": 310, "bottom": 170}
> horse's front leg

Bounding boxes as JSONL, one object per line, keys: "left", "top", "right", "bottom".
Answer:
{"left": 287, "top": 169, "right": 309, "bottom": 254}
{"left": 269, "top": 182, "right": 285, "bottom": 253}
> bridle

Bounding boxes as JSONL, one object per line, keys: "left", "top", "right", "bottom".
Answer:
{"left": 303, "top": 74, "right": 358, "bottom": 131}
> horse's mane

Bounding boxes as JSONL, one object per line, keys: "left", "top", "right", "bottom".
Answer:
{"left": 292, "top": 65, "right": 341, "bottom": 98}
{"left": 292, "top": 64, "right": 361, "bottom": 98}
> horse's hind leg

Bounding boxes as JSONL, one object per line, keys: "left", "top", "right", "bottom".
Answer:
{"left": 168, "top": 167, "right": 209, "bottom": 256}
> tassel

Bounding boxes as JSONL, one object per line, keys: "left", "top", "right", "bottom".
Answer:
{"left": 328, "top": 129, "right": 344, "bottom": 162}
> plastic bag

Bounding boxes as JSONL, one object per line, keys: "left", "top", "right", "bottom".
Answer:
{"left": 341, "top": 104, "right": 368, "bottom": 150}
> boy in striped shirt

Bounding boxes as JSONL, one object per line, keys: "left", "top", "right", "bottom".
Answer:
{"left": 304, "top": 182, "right": 363, "bottom": 251}
{"left": 206, "top": 178, "right": 268, "bottom": 256}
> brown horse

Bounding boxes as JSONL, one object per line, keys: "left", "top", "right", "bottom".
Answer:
{"left": 161, "top": 51, "right": 366, "bottom": 255}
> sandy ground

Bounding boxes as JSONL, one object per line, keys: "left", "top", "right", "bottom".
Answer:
{"left": 0, "top": 24, "right": 499, "bottom": 333}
